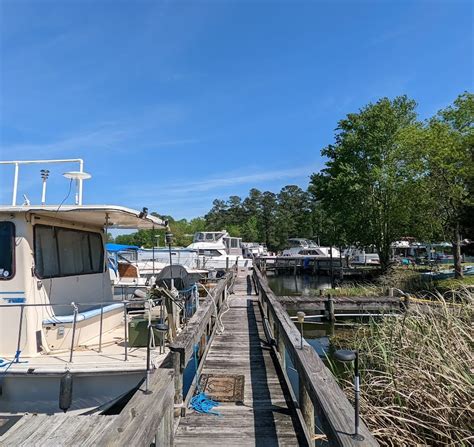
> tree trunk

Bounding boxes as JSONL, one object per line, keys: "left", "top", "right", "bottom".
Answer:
{"left": 378, "top": 244, "right": 391, "bottom": 274}
{"left": 453, "top": 222, "right": 463, "bottom": 279}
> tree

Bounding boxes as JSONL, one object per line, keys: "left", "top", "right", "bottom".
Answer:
{"left": 403, "top": 93, "right": 473, "bottom": 277}
{"left": 275, "top": 185, "right": 312, "bottom": 248}
{"left": 310, "top": 96, "right": 420, "bottom": 271}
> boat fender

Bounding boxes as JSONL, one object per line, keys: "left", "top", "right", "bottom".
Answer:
{"left": 134, "top": 289, "right": 147, "bottom": 298}
{"left": 59, "top": 371, "right": 73, "bottom": 412}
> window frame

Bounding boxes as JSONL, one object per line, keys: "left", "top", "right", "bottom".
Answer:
{"left": 0, "top": 221, "right": 16, "bottom": 281}
{"left": 33, "top": 224, "right": 105, "bottom": 279}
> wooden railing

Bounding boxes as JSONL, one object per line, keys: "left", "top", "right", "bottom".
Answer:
{"left": 253, "top": 266, "right": 379, "bottom": 447}
{"left": 168, "top": 271, "right": 236, "bottom": 415}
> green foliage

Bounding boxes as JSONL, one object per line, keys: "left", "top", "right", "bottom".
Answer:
{"left": 310, "top": 96, "right": 421, "bottom": 270}
{"left": 114, "top": 215, "right": 206, "bottom": 248}
{"left": 113, "top": 92, "right": 473, "bottom": 262}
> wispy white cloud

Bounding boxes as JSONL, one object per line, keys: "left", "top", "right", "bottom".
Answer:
{"left": 170, "top": 166, "right": 314, "bottom": 194}
{"left": 120, "top": 165, "right": 318, "bottom": 202}
{"left": 0, "top": 125, "right": 198, "bottom": 158}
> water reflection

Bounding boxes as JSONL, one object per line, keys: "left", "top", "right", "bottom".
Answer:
{"left": 266, "top": 272, "right": 333, "bottom": 296}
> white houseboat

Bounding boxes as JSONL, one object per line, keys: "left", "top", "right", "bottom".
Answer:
{"left": 0, "top": 159, "right": 171, "bottom": 415}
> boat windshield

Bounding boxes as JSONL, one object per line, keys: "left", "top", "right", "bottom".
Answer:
{"left": 193, "top": 232, "right": 225, "bottom": 243}
{"left": 0, "top": 221, "right": 15, "bottom": 280}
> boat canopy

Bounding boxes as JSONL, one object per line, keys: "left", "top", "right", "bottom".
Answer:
{"left": 0, "top": 205, "right": 165, "bottom": 229}
{"left": 106, "top": 243, "right": 141, "bottom": 252}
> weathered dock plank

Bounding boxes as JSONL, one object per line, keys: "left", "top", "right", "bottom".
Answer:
{"left": 0, "top": 368, "right": 174, "bottom": 446}
{"left": 277, "top": 294, "right": 402, "bottom": 312}
{"left": 175, "top": 270, "right": 306, "bottom": 447}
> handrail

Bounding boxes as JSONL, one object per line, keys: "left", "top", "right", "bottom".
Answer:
{"left": 0, "top": 158, "right": 85, "bottom": 205}
{"left": 168, "top": 270, "right": 236, "bottom": 415}
{"left": 253, "top": 266, "right": 379, "bottom": 446}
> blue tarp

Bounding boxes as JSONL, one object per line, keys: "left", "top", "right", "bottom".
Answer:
{"left": 106, "top": 243, "right": 140, "bottom": 253}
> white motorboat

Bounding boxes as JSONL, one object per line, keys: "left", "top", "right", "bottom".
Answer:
{"left": 282, "top": 238, "right": 340, "bottom": 258}
{"left": 187, "top": 231, "right": 253, "bottom": 269}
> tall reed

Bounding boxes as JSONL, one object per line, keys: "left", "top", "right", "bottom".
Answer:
{"left": 331, "top": 289, "right": 473, "bottom": 446}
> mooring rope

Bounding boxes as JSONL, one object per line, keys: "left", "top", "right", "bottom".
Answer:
{"left": 189, "top": 344, "right": 221, "bottom": 416}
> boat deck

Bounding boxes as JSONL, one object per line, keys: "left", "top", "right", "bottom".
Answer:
{"left": 175, "top": 271, "right": 307, "bottom": 446}
{"left": 4, "top": 323, "right": 169, "bottom": 374}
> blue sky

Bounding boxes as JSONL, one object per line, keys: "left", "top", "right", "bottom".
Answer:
{"left": 0, "top": 0, "right": 472, "bottom": 219}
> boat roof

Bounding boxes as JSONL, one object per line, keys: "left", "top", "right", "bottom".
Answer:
{"left": 106, "top": 243, "right": 141, "bottom": 252}
{"left": 0, "top": 205, "right": 165, "bottom": 229}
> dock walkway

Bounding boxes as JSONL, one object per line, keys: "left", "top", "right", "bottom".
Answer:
{"left": 175, "top": 270, "right": 306, "bottom": 446}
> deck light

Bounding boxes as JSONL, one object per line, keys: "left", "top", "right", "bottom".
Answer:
{"left": 63, "top": 171, "right": 91, "bottom": 205}
{"left": 296, "top": 311, "right": 305, "bottom": 349}
{"left": 334, "top": 349, "right": 364, "bottom": 441}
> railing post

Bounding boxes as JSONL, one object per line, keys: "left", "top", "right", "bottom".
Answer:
{"left": 156, "top": 394, "right": 174, "bottom": 447}
{"left": 123, "top": 303, "right": 128, "bottom": 361}
{"left": 277, "top": 325, "right": 286, "bottom": 371}
{"left": 98, "top": 304, "right": 104, "bottom": 353}
{"left": 299, "top": 375, "right": 315, "bottom": 439}
{"left": 69, "top": 303, "right": 78, "bottom": 363}
{"left": 15, "top": 304, "right": 25, "bottom": 362}
{"left": 172, "top": 351, "right": 184, "bottom": 416}
{"left": 326, "top": 294, "right": 335, "bottom": 322}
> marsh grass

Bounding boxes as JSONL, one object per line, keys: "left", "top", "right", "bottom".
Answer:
{"left": 330, "top": 289, "right": 473, "bottom": 446}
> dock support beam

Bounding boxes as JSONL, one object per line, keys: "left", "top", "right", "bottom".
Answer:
{"left": 326, "top": 295, "right": 335, "bottom": 322}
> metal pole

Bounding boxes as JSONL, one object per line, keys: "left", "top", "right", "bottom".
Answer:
{"left": 98, "top": 304, "right": 104, "bottom": 353}
{"left": 69, "top": 303, "right": 78, "bottom": 363}
{"left": 15, "top": 305, "right": 25, "bottom": 362}
{"left": 123, "top": 303, "right": 128, "bottom": 361}
{"left": 354, "top": 350, "right": 363, "bottom": 441}
{"left": 41, "top": 179, "right": 47, "bottom": 205}
{"left": 300, "top": 322, "right": 304, "bottom": 349}
{"left": 12, "top": 162, "right": 19, "bottom": 206}
{"left": 167, "top": 234, "right": 174, "bottom": 290}
{"left": 152, "top": 229, "right": 156, "bottom": 277}
{"left": 145, "top": 325, "right": 152, "bottom": 393}
{"left": 78, "top": 159, "right": 84, "bottom": 205}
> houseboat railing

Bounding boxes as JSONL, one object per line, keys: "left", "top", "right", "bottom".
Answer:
{"left": 0, "top": 299, "right": 148, "bottom": 364}
{"left": 1, "top": 274, "right": 232, "bottom": 368}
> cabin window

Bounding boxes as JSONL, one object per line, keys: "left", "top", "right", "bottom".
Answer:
{"left": 198, "top": 249, "right": 222, "bottom": 257}
{"left": 34, "top": 225, "right": 104, "bottom": 278}
{"left": 193, "top": 233, "right": 204, "bottom": 242}
{"left": 0, "top": 222, "right": 15, "bottom": 280}
{"left": 230, "top": 239, "right": 239, "bottom": 248}
{"left": 205, "top": 233, "right": 215, "bottom": 241}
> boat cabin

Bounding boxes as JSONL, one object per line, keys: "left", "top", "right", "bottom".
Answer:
{"left": 0, "top": 206, "right": 164, "bottom": 358}
{"left": 192, "top": 231, "right": 243, "bottom": 256}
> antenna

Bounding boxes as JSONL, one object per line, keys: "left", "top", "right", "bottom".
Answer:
{"left": 40, "top": 169, "right": 50, "bottom": 205}
{"left": 63, "top": 171, "right": 92, "bottom": 205}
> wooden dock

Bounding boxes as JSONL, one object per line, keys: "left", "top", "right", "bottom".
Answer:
{"left": 255, "top": 256, "right": 380, "bottom": 280}
{"left": 1, "top": 269, "right": 380, "bottom": 446}
{"left": 174, "top": 270, "right": 306, "bottom": 446}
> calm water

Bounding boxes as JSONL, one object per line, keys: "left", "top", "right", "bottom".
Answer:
{"left": 266, "top": 272, "right": 357, "bottom": 357}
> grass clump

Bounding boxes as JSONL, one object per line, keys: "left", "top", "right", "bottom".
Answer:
{"left": 331, "top": 289, "right": 473, "bottom": 446}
